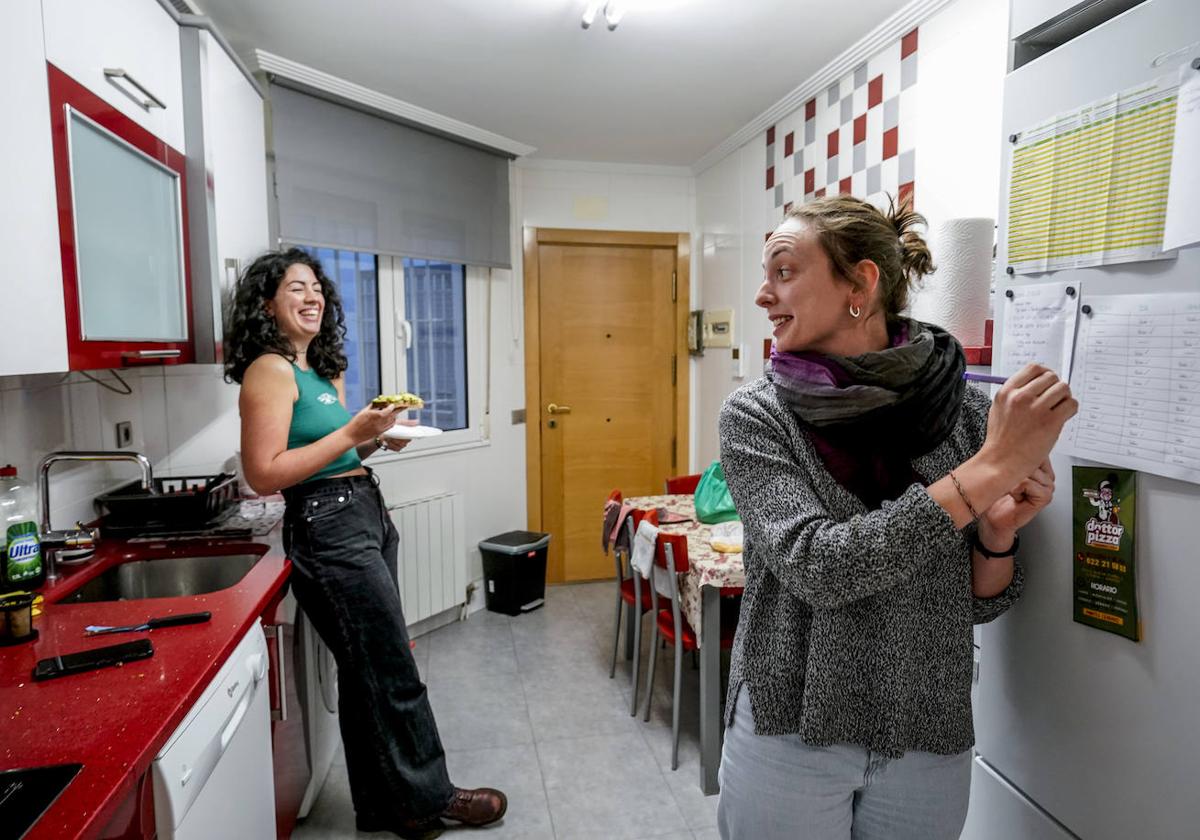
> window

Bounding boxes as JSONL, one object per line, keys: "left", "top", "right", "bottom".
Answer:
{"left": 402, "top": 259, "right": 467, "bottom": 431}
{"left": 299, "top": 246, "right": 487, "bottom": 449}
{"left": 307, "top": 248, "right": 379, "bottom": 414}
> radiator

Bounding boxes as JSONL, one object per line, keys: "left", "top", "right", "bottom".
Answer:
{"left": 387, "top": 492, "right": 468, "bottom": 626}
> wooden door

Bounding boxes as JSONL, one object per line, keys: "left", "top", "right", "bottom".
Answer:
{"left": 526, "top": 230, "right": 688, "bottom": 583}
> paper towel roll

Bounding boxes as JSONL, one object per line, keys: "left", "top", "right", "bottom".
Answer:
{"left": 910, "top": 218, "right": 994, "bottom": 346}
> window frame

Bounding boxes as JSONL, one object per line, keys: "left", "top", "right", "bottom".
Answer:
{"left": 376, "top": 258, "right": 490, "bottom": 455}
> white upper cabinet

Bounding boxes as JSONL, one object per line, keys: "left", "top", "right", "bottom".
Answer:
{"left": 203, "top": 34, "right": 270, "bottom": 281}
{"left": 42, "top": 0, "right": 186, "bottom": 151}
{"left": 0, "top": 0, "right": 68, "bottom": 375}
{"left": 181, "top": 27, "right": 270, "bottom": 363}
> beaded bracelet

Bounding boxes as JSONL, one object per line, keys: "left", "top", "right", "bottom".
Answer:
{"left": 948, "top": 470, "right": 981, "bottom": 522}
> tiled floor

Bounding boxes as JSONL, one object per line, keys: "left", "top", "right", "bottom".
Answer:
{"left": 293, "top": 581, "right": 722, "bottom": 840}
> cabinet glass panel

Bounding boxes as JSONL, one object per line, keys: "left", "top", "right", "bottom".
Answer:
{"left": 68, "top": 109, "right": 186, "bottom": 341}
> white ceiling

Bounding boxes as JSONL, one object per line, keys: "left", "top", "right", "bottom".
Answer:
{"left": 194, "top": 0, "right": 914, "bottom": 166}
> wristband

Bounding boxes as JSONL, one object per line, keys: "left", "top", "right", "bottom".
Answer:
{"left": 972, "top": 531, "right": 1019, "bottom": 558}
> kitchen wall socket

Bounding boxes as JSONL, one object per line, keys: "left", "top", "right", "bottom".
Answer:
{"left": 115, "top": 421, "right": 133, "bottom": 448}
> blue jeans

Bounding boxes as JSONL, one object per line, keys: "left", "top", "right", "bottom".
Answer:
{"left": 717, "top": 685, "right": 970, "bottom": 840}
{"left": 283, "top": 472, "right": 454, "bottom": 822}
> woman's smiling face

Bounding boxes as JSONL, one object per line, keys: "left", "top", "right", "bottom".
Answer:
{"left": 758, "top": 218, "right": 860, "bottom": 355}
{"left": 266, "top": 262, "right": 325, "bottom": 346}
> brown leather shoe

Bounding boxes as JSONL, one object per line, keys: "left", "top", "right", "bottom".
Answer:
{"left": 441, "top": 786, "right": 508, "bottom": 826}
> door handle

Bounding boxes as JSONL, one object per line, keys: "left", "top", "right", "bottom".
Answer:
{"left": 547, "top": 403, "right": 572, "bottom": 414}
{"left": 120, "top": 349, "right": 182, "bottom": 365}
{"left": 395, "top": 310, "right": 413, "bottom": 349}
{"left": 264, "top": 624, "right": 287, "bottom": 722}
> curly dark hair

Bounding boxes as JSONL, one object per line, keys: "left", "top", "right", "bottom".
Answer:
{"left": 222, "top": 248, "right": 348, "bottom": 384}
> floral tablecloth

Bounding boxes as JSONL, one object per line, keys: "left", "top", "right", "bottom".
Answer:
{"left": 624, "top": 495, "right": 746, "bottom": 636}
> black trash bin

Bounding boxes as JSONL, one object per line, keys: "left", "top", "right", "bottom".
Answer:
{"left": 479, "top": 530, "right": 550, "bottom": 616}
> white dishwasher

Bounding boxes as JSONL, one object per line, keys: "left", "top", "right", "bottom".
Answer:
{"left": 153, "top": 620, "right": 276, "bottom": 840}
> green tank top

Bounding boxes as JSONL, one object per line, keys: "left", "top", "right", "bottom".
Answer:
{"left": 287, "top": 364, "right": 362, "bottom": 483}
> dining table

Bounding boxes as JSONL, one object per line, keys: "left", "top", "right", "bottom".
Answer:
{"left": 623, "top": 494, "right": 745, "bottom": 795}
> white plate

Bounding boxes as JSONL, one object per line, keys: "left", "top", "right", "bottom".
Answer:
{"left": 382, "top": 424, "right": 444, "bottom": 440}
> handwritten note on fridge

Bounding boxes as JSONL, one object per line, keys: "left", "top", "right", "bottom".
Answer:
{"left": 1066, "top": 292, "right": 1200, "bottom": 484}
{"left": 998, "top": 281, "right": 1081, "bottom": 380}
{"left": 1163, "top": 61, "right": 1200, "bottom": 252}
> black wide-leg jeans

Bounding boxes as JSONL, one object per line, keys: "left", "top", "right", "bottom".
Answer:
{"left": 283, "top": 472, "right": 454, "bottom": 822}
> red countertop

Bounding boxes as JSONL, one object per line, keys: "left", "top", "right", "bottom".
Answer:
{"left": 0, "top": 529, "right": 291, "bottom": 840}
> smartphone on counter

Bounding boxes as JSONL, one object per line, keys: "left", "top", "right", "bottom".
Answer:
{"left": 33, "top": 639, "right": 154, "bottom": 681}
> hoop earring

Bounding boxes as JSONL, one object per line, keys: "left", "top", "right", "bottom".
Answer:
{"left": 849, "top": 304, "right": 862, "bottom": 319}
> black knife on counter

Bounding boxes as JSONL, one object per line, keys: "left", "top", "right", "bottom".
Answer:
{"left": 83, "top": 611, "right": 212, "bottom": 637}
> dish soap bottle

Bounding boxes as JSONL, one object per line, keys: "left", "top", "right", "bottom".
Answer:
{"left": 0, "top": 465, "right": 44, "bottom": 589}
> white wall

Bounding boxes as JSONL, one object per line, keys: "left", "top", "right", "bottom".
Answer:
{"left": 0, "top": 366, "right": 240, "bottom": 528}
{"left": 516, "top": 158, "right": 694, "bottom": 233}
{"left": 692, "top": 139, "right": 769, "bottom": 468}
{"left": 692, "top": 0, "right": 1010, "bottom": 466}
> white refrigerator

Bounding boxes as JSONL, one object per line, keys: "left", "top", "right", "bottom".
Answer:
{"left": 962, "top": 1, "right": 1200, "bottom": 839}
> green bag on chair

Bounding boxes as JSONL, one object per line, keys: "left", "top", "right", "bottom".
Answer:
{"left": 693, "top": 460, "right": 739, "bottom": 524}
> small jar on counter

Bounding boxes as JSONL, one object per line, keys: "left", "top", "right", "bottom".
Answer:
{"left": 0, "top": 591, "right": 37, "bottom": 645}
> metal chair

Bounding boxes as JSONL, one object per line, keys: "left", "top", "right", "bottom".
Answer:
{"left": 640, "top": 531, "right": 738, "bottom": 770}
{"left": 608, "top": 507, "right": 659, "bottom": 717}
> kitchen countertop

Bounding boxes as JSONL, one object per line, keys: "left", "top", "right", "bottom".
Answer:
{"left": 0, "top": 525, "right": 291, "bottom": 840}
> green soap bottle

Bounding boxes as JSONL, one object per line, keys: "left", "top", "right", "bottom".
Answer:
{"left": 0, "top": 465, "right": 45, "bottom": 589}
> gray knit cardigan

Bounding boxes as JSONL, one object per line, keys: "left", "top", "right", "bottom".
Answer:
{"left": 719, "top": 376, "right": 1023, "bottom": 758}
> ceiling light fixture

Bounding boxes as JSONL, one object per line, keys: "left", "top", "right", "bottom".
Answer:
{"left": 580, "top": 1, "right": 602, "bottom": 29}
{"left": 604, "top": 2, "right": 625, "bottom": 30}
{"left": 581, "top": 1, "right": 626, "bottom": 31}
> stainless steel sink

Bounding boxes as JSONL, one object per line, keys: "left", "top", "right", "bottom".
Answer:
{"left": 60, "top": 553, "right": 264, "bottom": 603}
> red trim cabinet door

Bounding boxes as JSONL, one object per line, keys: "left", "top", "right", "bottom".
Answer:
{"left": 47, "top": 62, "right": 195, "bottom": 370}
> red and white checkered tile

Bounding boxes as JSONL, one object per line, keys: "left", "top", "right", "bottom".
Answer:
{"left": 764, "top": 26, "right": 919, "bottom": 236}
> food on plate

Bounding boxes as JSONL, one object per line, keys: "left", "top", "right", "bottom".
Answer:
{"left": 370, "top": 392, "right": 424, "bottom": 409}
{"left": 708, "top": 520, "right": 743, "bottom": 554}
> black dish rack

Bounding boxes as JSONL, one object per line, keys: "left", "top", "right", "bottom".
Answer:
{"left": 94, "top": 473, "right": 238, "bottom": 531}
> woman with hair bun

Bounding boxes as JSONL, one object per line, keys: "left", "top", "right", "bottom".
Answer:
{"left": 225, "top": 248, "right": 506, "bottom": 839}
{"left": 716, "top": 197, "right": 1077, "bottom": 839}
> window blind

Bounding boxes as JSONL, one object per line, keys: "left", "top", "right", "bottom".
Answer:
{"left": 269, "top": 83, "right": 511, "bottom": 268}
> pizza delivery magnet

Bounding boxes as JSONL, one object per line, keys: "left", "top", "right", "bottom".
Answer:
{"left": 1072, "top": 466, "right": 1140, "bottom": 641}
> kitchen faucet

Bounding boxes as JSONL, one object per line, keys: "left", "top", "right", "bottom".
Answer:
{"left": 38, "top": 451, "right": 153, "bottom": 582}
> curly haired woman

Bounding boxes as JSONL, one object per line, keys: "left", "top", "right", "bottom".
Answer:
{"left": 224, "top": 248, "right": 506, "bottom": 839}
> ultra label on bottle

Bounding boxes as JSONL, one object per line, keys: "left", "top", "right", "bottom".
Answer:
{"left": 5, "top": 522, "right": 42, "bottom": 583}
